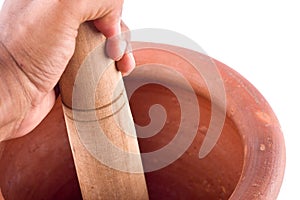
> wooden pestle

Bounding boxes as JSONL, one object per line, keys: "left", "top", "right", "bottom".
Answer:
{"left": 59, "top": 22, "right": 148, "bottom": 199}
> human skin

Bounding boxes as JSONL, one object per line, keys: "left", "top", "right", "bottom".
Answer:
{"left": 0, "top": 0, "right": 134, "bottom": 141}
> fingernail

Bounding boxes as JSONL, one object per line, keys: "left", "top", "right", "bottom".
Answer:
{"left": 106, "top": 27, "right": 127, "bottom": 61}
{"left": 117, "top": 39, "right": 127, "bottom": 60}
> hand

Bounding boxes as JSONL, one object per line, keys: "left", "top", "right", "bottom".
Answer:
{"left": 0, "top": 0, "right": 134, "bottom": 140}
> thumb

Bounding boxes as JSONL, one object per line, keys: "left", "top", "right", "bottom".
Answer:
{"left": 93, "top": 14, "right": 126, "bottom": 61}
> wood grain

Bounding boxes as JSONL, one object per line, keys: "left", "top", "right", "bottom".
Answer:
{"left": 59, "top": 22, "right": 148, "bottom": 200}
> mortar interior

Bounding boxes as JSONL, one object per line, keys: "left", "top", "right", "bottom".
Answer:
{"left": 127, "top": 78, "right": 244, "bottom": 199}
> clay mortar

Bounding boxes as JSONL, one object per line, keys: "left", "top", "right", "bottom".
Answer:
{"left": 0, "top": 42, "right": 285, "bottom": 200}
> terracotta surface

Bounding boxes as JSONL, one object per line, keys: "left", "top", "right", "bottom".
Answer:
{"left": 0, "top": 42, "right": 285, "bottom": 199}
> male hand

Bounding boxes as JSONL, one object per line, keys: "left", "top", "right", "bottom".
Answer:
{"left": 0, "top": 0, "right": 134, "bottom": 140}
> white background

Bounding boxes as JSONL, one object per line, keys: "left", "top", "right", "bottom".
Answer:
{"left": 1, "top": 0, "right": 299, "bottom": 199}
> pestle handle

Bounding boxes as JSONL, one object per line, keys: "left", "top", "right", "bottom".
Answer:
{"left": 59, "top": 22, "right": 148, "bottom": 200}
